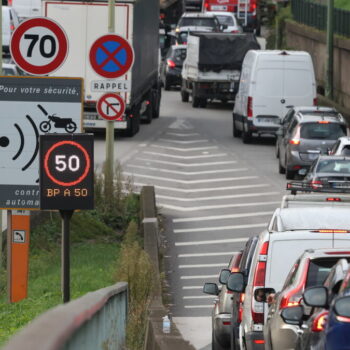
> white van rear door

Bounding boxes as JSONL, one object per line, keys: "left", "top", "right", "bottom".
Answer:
{"left": 30, "top": 0, "right": 41, "bottom": 17}
{"left": 265, "top": 231, "right": 333, "bottom": 293}
{"left": 333, "top": 232, "right": 350, "bottom": 248}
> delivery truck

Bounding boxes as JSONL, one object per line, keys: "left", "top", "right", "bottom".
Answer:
{"left": 43, "top": 0, "right": 161, "bottom": 136}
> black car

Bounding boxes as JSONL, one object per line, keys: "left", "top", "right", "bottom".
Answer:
{"left": 160, "top": 45, "right": 187, "bottom": 90}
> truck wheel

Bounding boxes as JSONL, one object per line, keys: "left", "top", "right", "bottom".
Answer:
{"left": 192, "top": 95, "right": 200, "bottom": 108}
{"left": 152, "top": 88, "right": 161, "bottom": 119}
{"left": 181, "top": 89, "right": 189, "bottom": 102}
{"left": 199, "top": 98, "right": 207, "bottom": 108}
{"left": 125, "top": 107, "right": 140, "bottom": 137}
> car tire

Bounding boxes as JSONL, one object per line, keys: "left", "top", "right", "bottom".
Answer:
{"left": 279, "top": 157, "right": 286, "bottom": 174}
{"left": 212, "top": 330, "right": 226, "bottom": 350}
{"left": 192, "top": 95, "right": 200, "bottom": 108}
{"left": 242, "top": 122, "right": 252, "bottom": 144}
{"left": 199, "top": 98, "right": 207, "bottom": 108}
{"left": 275, "top": 142, "right": 280, "bottom": 158}
{"left": 152, "top": 88, "right": 161, "bottom": 119}
{"left": 181, "top": 89, "right": 189, "bottom": 102}
{"left": 233, "top": 115, "right": 241, "bottom": 138}
{"left": 286, "top": 168, "right": 295, "bottom": 180}
{"left": 164, "top": 78, "right": 171, "bottom": 91}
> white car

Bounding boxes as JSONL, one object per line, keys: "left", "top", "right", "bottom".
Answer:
{"left": 330, "top": 136, "right": 350, "bottom": 156}
{"left": 2, "top": 6, "right": 20, "bottom": 54}
{"left": 2, "top": 63, "right": 22, "bottom": 76}
{"left": 175, "top": 12, "right": 220, "bottom": 34}
{"left": 206, "top": 11, "right": 242, "bottom": 33}
{"left": 10, "top": 0, "right": 41, "bottom": 21}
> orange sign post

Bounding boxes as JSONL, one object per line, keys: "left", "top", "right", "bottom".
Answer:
{"left": 7, "top": 210, "right": 30, "bottom": 303}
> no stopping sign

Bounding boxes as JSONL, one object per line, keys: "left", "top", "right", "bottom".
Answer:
{"left": 10, "top": 17, "right": 68, "bottom": 75}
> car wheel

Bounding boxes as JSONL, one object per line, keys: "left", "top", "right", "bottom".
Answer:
{"left": 164, "top": 78, "right": 171, "bottom": 91}
{"left": 286, "top": 168, "right": 295, "bottom": 180}
{"left": 212, "top": 330, "right": 226, "bottom": 350}
{"left": 233, "top": 115, "right": 241, "bottom": 138}
{"left": 192, "top": 95, "right": 200, "bottom": 108}
{"left": 181, "top": 89, "right": 189, "bottom": 102}
{"left": 279, "top": 156, "right": 286, "bottom": 174}
{"left": 199, "top": 98, "right": 207, "bottom": 108}
{"left": 275, "top": 142, "right": 280, "bottom": 158}
{"left": 242, "top": 123, "right": 252, "bottom": 144}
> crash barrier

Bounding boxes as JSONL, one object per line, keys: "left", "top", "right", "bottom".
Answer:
{"left": 2, "top": 282, "right": 128, "bottom": 350}
{"left": 291, "top": 0, "right": 350, "bottom": 37}
{"left": 140, "top": 186, "right": 196, "bottom": 350}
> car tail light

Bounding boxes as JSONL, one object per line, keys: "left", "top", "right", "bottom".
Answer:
{"left": 254, "top": 340, "right": 265, "bottom": 345}
{"left": 251, "top": 241, "right": 269, "bottom": 324}
{"left": 289, "top": 139, "right": 300, "bottom": 145}
{"left": 8, "top": 0, "right": 13, "bottom": 5}
{"left": 311, "top": 311, "right": 328, "bottom": 332}
{"left": 231, "top": 30, "right": 240, "bottom": 33}
{"left": 314, "top": 98, "right": 318, "bottom": 106}
{"left": 336, "top": 315, "right": 350, "bottom": 323}
{"left": 311, "top": 230, "right": 350, "bottom": 233}
{"left": 247, "top": 97, "right": 253, "bottom": 118}
{"left": 223, "top": 321, "right": 231, "bottom": 325}
{"left": 318, "top": 121, "right": 330, "bottom": 124}
{"left": 327, "top": 197, "right": 341, "bottom": 201}
{"left": 167, "top": 59, "right": 176, "bottom": 68}
{"left": 325, "top": 251, "right": 350, "bottom": 255}
{"left": 280, "top": 260, "right": 309, "bottom": 309}
{"left": 311, "top": 180, "right": 322, "bottom": 189}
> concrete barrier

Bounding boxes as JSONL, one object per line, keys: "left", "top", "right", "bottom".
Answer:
{"left": 140, "top": 186, "right": 195, "bottom": 350}
{"left": 2, "top": 282, "right": 128, "bottom": 350}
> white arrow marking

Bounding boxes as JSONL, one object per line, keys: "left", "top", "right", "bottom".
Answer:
{"left": 179, "top": 263, "right": 227, "bottom": 268}
{"left": 174, "top": 223, "right": 266, "bottom": 233}
{"left": 166, "top": 132, "right": 200, "bottom": 137}
{"left": 159, "top": 139, "right": 209, "bottom": 144}
{"left": 143, "top": 151, "right": 227, "bottom": 159}
{"left": 175, "top": 237, "right": 248, "bottom": 246}
{"left": 178, "top": 252, "right": 237, "bottom": 258}
{"left": 173, "top": 211, "right": 274, "bottom": 222}
{"left": 151, "top": 145, "right": 218, "bottom": 152}
{"left": 136, "top": 158, "right": 237, "bottom": 167}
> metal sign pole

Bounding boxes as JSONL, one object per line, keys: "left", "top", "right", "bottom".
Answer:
{"left": 326, "top": 0, "right": 334, "bottom": 99}
{"left": 59, "top": 210, "right": 73, "bottom": 303}
{"left": 105, "top": 0, "right": 116, "bottom": 199}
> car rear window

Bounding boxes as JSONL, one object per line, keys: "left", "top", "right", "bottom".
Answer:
{"left": 316, "top": 159, "right": 350, "bottom": 174}
{"left": 173, "top": 48, "right": 187, "bottom": 62}
{"left": 179, "top": 17, "right": 217, "bottom": 28}
{"left": 300, "top": 122, "right": 346, "bottom": 140}
{"left": 306, "top": 258, "right": 344, "bottom": 288}
{"left": 216, "top": 15, "right": 234, "bottom": 26}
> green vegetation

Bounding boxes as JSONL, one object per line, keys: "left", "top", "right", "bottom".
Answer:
{"left": 335, "top": 0, "right": 350, "bottom": 10}
{"left": 0, "top": 166, "right": 142, "bottom": 346}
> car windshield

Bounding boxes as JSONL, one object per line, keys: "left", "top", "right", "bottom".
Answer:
{"left": 306, "top": 258, "right": 346, "bottom": 288}
{"left": 216, "top": 15, "right": 234, "bottom": 25}
{"left": 300, "top": 122, "right": 346, "bottom": 140}
{"left": 178, "top": 32, "right": 188, "bottom": 44}
{"left": 179, "top": 17, "right": 217, "bottom": 28}
{"left": 316, "top": 159, "right": 350, "bottom": 174}
{"left": 173, "top": 48, "right": 187, "bottom": 62}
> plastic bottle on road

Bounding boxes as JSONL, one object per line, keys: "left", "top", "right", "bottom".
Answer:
{"left": 162, "top": 315, "right": 171, "bottom": 334}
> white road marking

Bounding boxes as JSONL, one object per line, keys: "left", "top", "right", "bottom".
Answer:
{"left": 173, "top": 211, "right": 274, "bottom": 223}
{"left": 182, "top": 286, "right": 203, "bottom": 290}
{"left": 159, "top": 138, "right": 209, "bottom": 144}
{"left": 159, "top": 201, "right": 281, "bottom": 212}
{"left": 151, "top": 145, "right": 218, "bottom": 152}
{"left": 179, "top": 263, "right": 227, "bottom": 268}
{"left": 174, "top": 223, "right": 266, "bottom": 233}
{"left": 136, "top": 158, "right": 237, "bottom": 167}
{"left": 124, "top": 173, "right": 253, "bottom": 184}
{"left": 127, "top": 164, "right": 246, "bottom": 176}
{"left": 183, "top": 296, "right": 216, "bottom": 299}
{"left": 143, "top": 151, "right": 227, "bottom": 159}
{"left": 166, "top": 132, "right": 200, "bottom": 137}
{"left": 175, "top": 237, "right": 248, "bottom": 246}
{"left": 168, "top": 119, "right": 193, "bottom": 130}
{"left": 181, "top": 275, "right": 217, "bottom": 280}
{"left": 184, "top": 305, "right": 213, "bottom": 309}
{"left": 132, "top": 182, "right": 262, "bottom": 193}
{"left": 178, "top": 252, "right": 237, "bottom": 258}
{"left": 157, "top": 191, "right": 277, "bottom": 202}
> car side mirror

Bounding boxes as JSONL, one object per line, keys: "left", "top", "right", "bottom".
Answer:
{"left": 298, "top": 168, "right": 307, "bottom": 176}
{"left": 203, "top": 282, "right": 219, "bottom": 296}
{"left": 226, "top": 272, "right": 245, "bottom": 293}
{"left": 219, "top": 268, "right": 231, "bottom": 285}
{"left": 280, "top": 305, "right": 304, "bottom": 325}
{"left": 303, "top": 286, "right": 328, "bottom": 308}
{"left": 254, "top": 287, "right": 276, "bottom": 303}
{"left": 334, "top": 296, "right": 350, "bottom": 319}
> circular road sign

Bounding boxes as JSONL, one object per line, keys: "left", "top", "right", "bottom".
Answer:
{"left": 89, "top": 34, "right": 134, "bottom": 79}
{"left": 10, "top": 17, "right": 68, "bottom": 76}
{"left": 96, "top": 93, "right": 126, "bottom": 121}
{"left": 44, "top": 140, "right": 91, "bottom": 187}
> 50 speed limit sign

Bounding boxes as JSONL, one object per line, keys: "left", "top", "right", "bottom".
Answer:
{"left": 10, "top": 17, "right": 68, "bottom": 76}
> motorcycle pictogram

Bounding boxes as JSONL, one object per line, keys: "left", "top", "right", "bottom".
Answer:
{"left": 38, "top": 104, "right": 77, "bottom": 133}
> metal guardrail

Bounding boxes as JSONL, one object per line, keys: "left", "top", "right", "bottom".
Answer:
{"left": 2, "top": 282, "right": 128, "bottom": 350}
{"left": 291, "top": 0, "right": 350, "bottom": 37}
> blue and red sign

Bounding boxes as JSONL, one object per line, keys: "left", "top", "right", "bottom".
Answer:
{"left": 89, "top": 34, "right": 134, "bottom": 79}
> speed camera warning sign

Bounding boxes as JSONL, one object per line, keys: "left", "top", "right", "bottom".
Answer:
{"left": 39, "top": 134, "right": 94, "bottom": 210}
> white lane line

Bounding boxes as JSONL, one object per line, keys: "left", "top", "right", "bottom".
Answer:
{"left": 166, "top": 132, "right": 200, "bottom": 137}
{"left": 132, "top": 182, "right": 261, "bottom": 193}
{"left": 173, "top": 211, "right": 273, "bottom": 223}
{"left": 184, "top": 305, "right": 213, "bottom": 309}
{"left": 151, "top": 145, "right": 218, "bottom": 152}
{"left": 182, "top": 286, "right": 203, "bottom": 290}
{"left": 168, "top": 119, "right": 193, "bottom": 130}
{"left": 143, "top": 151, "right": 227, "bottom": 159}
{"left": 178, "top": 252, "right": 237, "bottom": 258}
{"left": 179, "top": 263, "right": 227, "bottom": 268}
{"left": 183, "top": 296, "right": 216, "bottom": 299}
{"left": 136, "top": 158, "right": 237, "bottom": 167}
{"left": 174, "top": 223, "right": 266, "bottom": 233}
{"left": 175, "top": 237, "right": 248, "bottom": 246}
{"left": 124, "top": 173, "right": 253, "bottom": 184}
{"left": 157, "top": 191, "right": 277, "bottom": 202}
{"left": 181, "top": 275, "right": 217, "bottom": 280}
{"left": 159, "top": 200, "right": 281, "bottom": 212}
{"left": 159, "top": 138, "right": 209, "bottom": 144}
{"left": 126, "top": 164, "right": 247, "bottom": 176}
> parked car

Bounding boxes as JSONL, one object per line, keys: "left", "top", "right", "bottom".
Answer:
{"left": 2, "top": 62, "right": 22, "bottom": 76}
{"left": 10, "top": 0, "right": 41, "bottom": 21}
{"left": 206, "top": 12, "right": 242, "bottom": 33}
{"left": 226, "top": 206, "right": 350, "bottom": 350}
{"left": 299, "top": 155, "right": 350, "bottom": 191}
{"left": 264, "top": 248, "right": 350, "bottom": 350}
{"left": 160, "top": 45, "right": 187, "bottom": 90}
{"left": 203, "top": 251, "right": 243, "bottom": 350}
{"left": 277, "top": 107, "right": 348, "bottom": 179}
{"left": 329, "top": 136, "right": 350, "bottom": 156}
{"left": 233, "top": 50, "right": 317, "bottom": 144}
{"left": 3, "top": 6, "right": 20, "bottom": 55}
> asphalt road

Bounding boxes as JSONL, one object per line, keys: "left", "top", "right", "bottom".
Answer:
{"left": 94, "top": 86, "right": 288, "bottom": 349}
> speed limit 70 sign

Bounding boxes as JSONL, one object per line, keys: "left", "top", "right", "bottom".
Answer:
{"left": 10, "top": 18, "right": 68, "bottom": 76}
{"left": 39, "top": 134, "right": 94, "bottom": 210}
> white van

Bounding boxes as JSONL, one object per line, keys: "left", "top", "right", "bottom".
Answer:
{"left": 10, "top": 0, "right": 41, "bottom": 21}
{"left": 2, "top": 7, "right": 20, "bottom": 54}
{"left": 233, "top": 50, "right": 317, "bottom": 143}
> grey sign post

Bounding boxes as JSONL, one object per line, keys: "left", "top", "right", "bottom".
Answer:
{"left": 0, "top": 76, "right": 83, "bottom": 210}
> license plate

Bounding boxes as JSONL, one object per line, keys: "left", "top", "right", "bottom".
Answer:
{"left": 332, "top": 183, "right": 350, "bottom": 189}
{"left": 84, "top": 113, "right": 99, "bottom": 120}
{"left": 259, "top": 118, "right": 279, "bottom": 124}
{"left": 211, "top": 5, "right": 227, "bottom": 10}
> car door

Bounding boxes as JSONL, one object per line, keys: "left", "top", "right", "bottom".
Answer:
{"left": 280, "top": 117, "right": 298, "bottom": 167}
